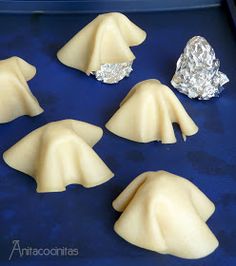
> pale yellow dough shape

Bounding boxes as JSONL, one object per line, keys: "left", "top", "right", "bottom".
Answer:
{"left": 57, "top": 12, "right": 147, "bottom": 74}
{"left": 106, "top": 79, "right": 198, "bottom": 143}
{"left": 113, "top": 171, "right": 219, "bottom": 259}
{"left": 0, "top": 56, "right": 44, "bottom": 123}
{"left": 3, "top": 120, "right": 114, "bottom": 192}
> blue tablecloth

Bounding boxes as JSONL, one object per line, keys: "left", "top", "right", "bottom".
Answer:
{"left": 0, "top": 6, "right": 235, "bottom": 266}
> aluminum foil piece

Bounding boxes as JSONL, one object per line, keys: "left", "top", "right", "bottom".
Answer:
{"left": 92, "top": 61, "right": 133, "bottom": 84}
{"left": 171, "top": 36, "right": 229, "bottom": 100}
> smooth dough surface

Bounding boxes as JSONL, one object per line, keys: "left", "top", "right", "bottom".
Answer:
{"left": 106, "top": 79, "right": 198, "bottom": 143}
{"left": 57, "top": 12, "right": 146, "bottom": 74}
{"left": 0, "top": 56, "right": 44, "bottom": 123}
{"left": 113, "top": 171, "right": 218, "bottom": 259}
{"left": 3, "top": 120, "right": 114, "bottom": 192}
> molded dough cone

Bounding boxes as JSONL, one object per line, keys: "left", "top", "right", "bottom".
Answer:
{"left": 3, "top": 120, "right": 114, "bottom": 192}
{"left": 113, "top": 171, "right": 218, "bottom": 259}
{"left": 57, "top": 12, "right": 146, "bottom": 74}
{"left": 0, "top": 56, "right": 44, "bottom": 123}
{"left": 106, "top": 79, "right": 198, "bottom": 143}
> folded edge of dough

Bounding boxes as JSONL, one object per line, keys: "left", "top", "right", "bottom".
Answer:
{"left": 0, "top": 56, "right": 44, "bottom": 123}
{"left": 106, "top": 79, "right": 198, "bottom": 144}
{"left": 112, "top": 170, "right": 218, "bottom": 259}
{"left": 3, "top": 119, "right": 114, "bottom": 192}
{"left": 57, "top": 12, "right": 147, "bottom": 74}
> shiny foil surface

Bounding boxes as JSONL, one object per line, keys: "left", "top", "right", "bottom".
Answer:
{"left": 92, "top": 61, "right": 133, "bottom": 84}
{"left": 171, "top": 36, "right": 229, "bottom": 100}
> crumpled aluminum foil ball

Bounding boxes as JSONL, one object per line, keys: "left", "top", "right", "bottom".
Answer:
{"left": 171, "top": 36, "right": 229, "bottom": 100}
{"left": 92, "top": 61, "right": 133, "bottom": 84}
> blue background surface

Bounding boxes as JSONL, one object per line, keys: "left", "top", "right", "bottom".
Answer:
{"left": 0, "top": 5, "right": 236, "bottom": 266}
{"left": 0, "top": 0, "right": 221, "bottom": 13}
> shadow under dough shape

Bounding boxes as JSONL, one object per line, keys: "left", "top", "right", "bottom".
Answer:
{"left": 113, "top": 170, "right": 219, "bottom": 259}
{"left": 0, "top": 56, "right": 43, "bottom": 123}
{"left": 106, "top": 79, "right": 198, "bottom": 143}
{"left": 57, "top": 12, "right": 146, "bottom": 75}
{"left": 3, "top": 119, "right": 114, "bottom": 192}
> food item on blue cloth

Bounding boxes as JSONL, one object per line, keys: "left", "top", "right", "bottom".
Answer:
{"left": 0, "top": 56, "right": 43, "bottom": 123}
{"left": 3, "top": 120, "right": 114, "bottom": 192}
{"left": 106, "top": 79, "right": 198, "bottom": 143}
{"left": 171, "top": 36, "right": 229, "bottom": 100}
{"left": 113, "top": 170, "right": 219, "bottom": 259}
{"left": 57, "top": 12, "right": 146, "bottom": 84}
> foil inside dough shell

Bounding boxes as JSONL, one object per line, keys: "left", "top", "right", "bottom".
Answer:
{"left": 92, "top": 61, "right": 133, "bottom": 84}
{"left": 171, "top": 36, "right": 229, "bottom": 100}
